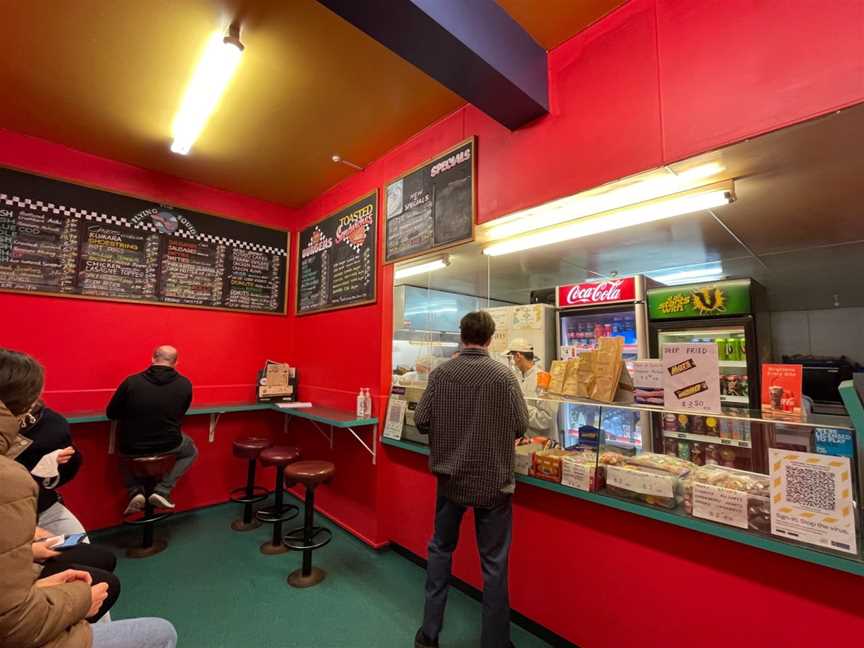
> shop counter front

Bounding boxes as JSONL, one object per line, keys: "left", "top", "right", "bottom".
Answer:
{"left": 382, "top": 394, "right": 864, "bottom": 579}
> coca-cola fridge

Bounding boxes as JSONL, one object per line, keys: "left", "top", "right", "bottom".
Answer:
{"left": 555, "top": 276, "right": 654, "bottom": 449}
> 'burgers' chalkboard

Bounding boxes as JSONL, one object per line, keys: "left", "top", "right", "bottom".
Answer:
{"left": 296, "top": 191, "right": 377, "bottom": 315}
{"left": 0, "top": 166, "right": 289, "bottom": 314}
{"left": 384, "top": 137, "right": 475, "bottom": 263}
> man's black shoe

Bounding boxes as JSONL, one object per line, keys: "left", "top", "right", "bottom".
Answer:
{"left": 414, "top": 628, "right": 439, "bottom": 648}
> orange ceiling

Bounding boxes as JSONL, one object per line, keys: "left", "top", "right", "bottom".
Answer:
{"left": 498, "top": 0, "right": 627, "bottom": 49}
{"left": 0, "top": 0, "right": 625, "bottom": 208}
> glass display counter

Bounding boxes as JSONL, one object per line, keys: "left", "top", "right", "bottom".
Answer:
{"left": 383, "top": 390, "right": 864, "bottom": 575}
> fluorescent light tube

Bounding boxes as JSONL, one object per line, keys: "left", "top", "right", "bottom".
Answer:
{"left": 484, "top": 162, "right": 726, "bottom": 242}
{"left": 394, "top": 257, "right": 450, "bottom": 279}
{"left": 483, "top": 182, "right": 734, "bottom": 257}
{"left": 171, "top": 31, "right": 243, "bottom": 155}
{"left": 648, "top": 262, "right": 726, "bottom": 286}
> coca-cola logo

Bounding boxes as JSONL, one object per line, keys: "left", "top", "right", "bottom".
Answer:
{"left": 559, "top": 277, "right": 635, "bottom": 306}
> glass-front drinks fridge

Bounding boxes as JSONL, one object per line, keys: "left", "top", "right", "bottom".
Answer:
{"left": 647, "top": 278, "right": 772, "bottom": 471}
{"left": 556, "top": 276, "right": 654, "bottom": 449}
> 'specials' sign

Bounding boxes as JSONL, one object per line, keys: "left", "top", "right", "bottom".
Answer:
{"left": 557, "top": 277, "right": 636, "bottom": 308}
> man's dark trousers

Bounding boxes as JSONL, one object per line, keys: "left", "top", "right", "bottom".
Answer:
{"left": 421, "top": 491, "right": 513, "bottom": 648}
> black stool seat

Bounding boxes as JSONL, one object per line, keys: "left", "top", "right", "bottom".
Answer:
{"left": 283, "top": 460, "right": 335, "bottom": 588}
{"left": 257, "top": 445, "right": 301, "bottom": 554}
{"left": 121, "top": 453, "right": 176, "bottom": 558}
{"left": 233, "top": 436, "right": 271, "bottom": 460}
{"left": 229, "top": 436, "right": 272, "bottom": 532}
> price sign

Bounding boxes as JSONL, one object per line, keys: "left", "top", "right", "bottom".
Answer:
{"left": 662, "top": 343, "right": 721, "bottom": 413}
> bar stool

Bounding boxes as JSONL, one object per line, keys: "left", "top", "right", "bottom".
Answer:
{"left": 256, "top": 445, "right": 301, "bottom": 554}
{"left": 121, "top": 453, "right": 176, "bottom": 558}
{"left": 282, "top": 460, "right": 335, "bottom": 588}
{"left": 229, "top": 436, "right": 272, "bottom": 531}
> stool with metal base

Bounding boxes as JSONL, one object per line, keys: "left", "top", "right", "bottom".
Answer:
{"left": 229, "top": 436, "right": 272, "bottom": 531}
{"left": 282, "top": 460, "right": 335, "bottom": 588}
{"left": 256, "top": 445, "right": 301, "bottom": 554}
{"left": 121, "top": 453, "right": 176, "bottom": 558}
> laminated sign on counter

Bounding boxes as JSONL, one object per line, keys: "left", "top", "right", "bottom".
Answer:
{"left": 257, "top": 361, "right": 296, "bottom": 403}
{"left": 661, "top": 343, "right": 721, "bottom": 413}
{"left": 769, "top": 449, "right": 857, "bottom": 554}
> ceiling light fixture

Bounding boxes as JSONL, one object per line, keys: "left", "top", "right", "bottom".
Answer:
{"left": 647, "top": 261, "right": 726, "bottom": 286}
{"left": 331, "top": 154, "right": 365, "bottom": 171}
{"left": 170, "top": 23, "right": 244, "bottom": 155}
{"left": 394, "top": 255, "right": 451, "bottom": 280}
{"left": 484, "top": 162, "right": 726, "bottom": 242}
{"left": 482, "top": 181, "right": 735, "bottom": 257}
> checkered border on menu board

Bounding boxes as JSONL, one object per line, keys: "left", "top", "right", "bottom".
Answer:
{"left": 0, "top": 193, "right": 287, "bottom": 257}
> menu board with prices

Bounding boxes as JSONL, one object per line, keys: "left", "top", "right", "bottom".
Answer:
{"left": 385, "top": 138, "right": 474, "bottom": 263}
{"left": 296, "top": 191, "right": 377, "bottom": 315}
{"left": 0, "top": 166, "right": 288, "bottom": 313}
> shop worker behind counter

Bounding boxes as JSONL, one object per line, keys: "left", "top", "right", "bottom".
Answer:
{"left": 414, "top": 311, "right": 528, "bottom": 648}
{"left": 107, "top": 346, "right": 196, "bottom": 515}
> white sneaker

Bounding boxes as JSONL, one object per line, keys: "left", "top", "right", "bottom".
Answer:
{"left": 124, "top": 493, "right": 145, "bottom": 515}
{"left": 148, "top": 492, "right": 176, "bottom": 509}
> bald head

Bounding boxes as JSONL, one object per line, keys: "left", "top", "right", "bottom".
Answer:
{"left": 152, "top": 345, "right": 179, "bottom": 367}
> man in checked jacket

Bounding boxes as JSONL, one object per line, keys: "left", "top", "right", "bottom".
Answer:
{"left": 414, "top": 311, "right": 529, "bottom": 648}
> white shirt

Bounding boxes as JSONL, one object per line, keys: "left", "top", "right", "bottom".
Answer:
{"left": 516, "top": 364, "right": 559, "bottom": 440}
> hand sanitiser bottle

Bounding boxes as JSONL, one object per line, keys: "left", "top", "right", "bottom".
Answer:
{"left": 363, "top": 388, "right": 372, "bottom": 418}
{"left": 356, "top": 389, "right": 366, "bottom": 418}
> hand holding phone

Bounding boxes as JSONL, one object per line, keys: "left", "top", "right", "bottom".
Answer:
{"left": 52, "top": 533, "right": 88, "bottom": 550}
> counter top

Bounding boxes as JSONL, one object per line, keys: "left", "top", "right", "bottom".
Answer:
{"left": 66, "top": 402, "right": 378, "bottom": 427}
{"left": 382, "top": 436, "right": 864, "bottom": 578}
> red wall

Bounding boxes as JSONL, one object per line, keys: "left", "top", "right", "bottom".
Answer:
{"left": 3, "top": 0, "right": 864, "bottom": 643}
{"left": 289, "top": 0, "right": 864, "bottom": 645}
{"left": 0, "top": 128, "right": 296, "bottom": 530}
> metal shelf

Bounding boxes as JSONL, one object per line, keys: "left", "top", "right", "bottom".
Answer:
{"left": 719, "top": 360, "right": 747, "bottom": 368}
{"left": 662, "top": 430, "right": 752, "bottom": 449}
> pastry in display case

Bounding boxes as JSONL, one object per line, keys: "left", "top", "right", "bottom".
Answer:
{"left": 599, "top": 451, "right": 695, "bottom": 509}
{"left": 682, "top": 465, "right": 771, "bottom": 532}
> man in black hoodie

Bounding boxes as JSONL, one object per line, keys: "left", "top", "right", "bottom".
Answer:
{"left": 107, "top": 345, "right": 196, "bottom": 514}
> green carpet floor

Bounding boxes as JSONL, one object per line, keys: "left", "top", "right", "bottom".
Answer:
{"left": 95, "top": 502, "right": 552, "bottom": 648}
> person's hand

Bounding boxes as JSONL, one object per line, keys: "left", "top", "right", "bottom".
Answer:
{"left": 35, "top": 569, "right": 92, "bottom": 588}
{"left": 32, "top": 537, "right": 61, "bottom": 561}
{"left": 34, "top": 527, "right": 51, "bottom": 541}
{"left": 57, "top": 446, "right": 75, "bottom": 465}
{"left": 87, "top": 582, "right": 109, "bottom": 618}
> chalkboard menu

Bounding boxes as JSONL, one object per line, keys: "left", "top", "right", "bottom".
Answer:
{"left": 385, "top": 137, "right": 475, "bottom": 263}
{"left": 0, "top": 167, "right": 289, "bottom": 314}
{"left": 296, "top": 191, "right": 377, "bottom": 315}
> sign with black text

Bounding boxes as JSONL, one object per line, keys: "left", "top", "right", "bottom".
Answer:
{"left": 385, "top": 138, "right": 475, "bottom": 263}
{"left": 662, "top": 343, "right": 721, "bottom": 413}
{"left": 0, "top": 166, "right": 288, "bottom": 314}
{"left": 296, "top": 191, "right": 377, "bottom": 315}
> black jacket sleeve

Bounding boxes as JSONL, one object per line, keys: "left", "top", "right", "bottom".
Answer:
{"left": 55, "top": 445, "right": 82, "bottom": 488}
{"left": 106, "top": 378, "right": 129, "bottom": 419}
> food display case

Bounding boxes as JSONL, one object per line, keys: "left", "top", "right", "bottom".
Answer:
{"left": 520, "top": 394, "right": 863, "bottom": 562}
{"left": 556, "top": 276, "right": 654, "bottom": 449}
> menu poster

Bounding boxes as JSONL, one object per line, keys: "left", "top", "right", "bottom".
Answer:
{"left": 385, "top": 138, "right": 475, "bottom": 263}
{"left": 769, "top": 449, "right": 857, "bottom": 555}
{"left": 662, "top": 343, "right": 722, "bottom": 413}
{"left": 296, "top": 191, "right": 377, "bottom": 315}
{"left": 0, "top": 166, "right": 289, "bottom": 314}
{"left": 761, "top": 364, "right": 803, "bottom": 415}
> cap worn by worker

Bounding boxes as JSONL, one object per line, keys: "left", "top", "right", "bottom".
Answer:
{"left": 507, "top": 338, "right": 534, "bottom": 354}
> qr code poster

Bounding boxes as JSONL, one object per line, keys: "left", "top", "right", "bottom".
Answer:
{"left": 383, "top": 395, "right": 408, "bottom": 441}
{"left": 769, "top": 449, "right": 857, "bottom": 555}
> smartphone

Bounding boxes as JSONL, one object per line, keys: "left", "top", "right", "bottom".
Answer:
{"left": 51, "top": 533, "right": 88, "bottom": 550}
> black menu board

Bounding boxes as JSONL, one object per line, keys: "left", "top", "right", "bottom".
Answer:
{"left": 384, "top": 137, "right": 475, "bottom": 263}
{"left": 296, "top": 191, "right": 377, "bottom": 315}
{"left": 0, "top": 166, "right": 289, "bottom": 314}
